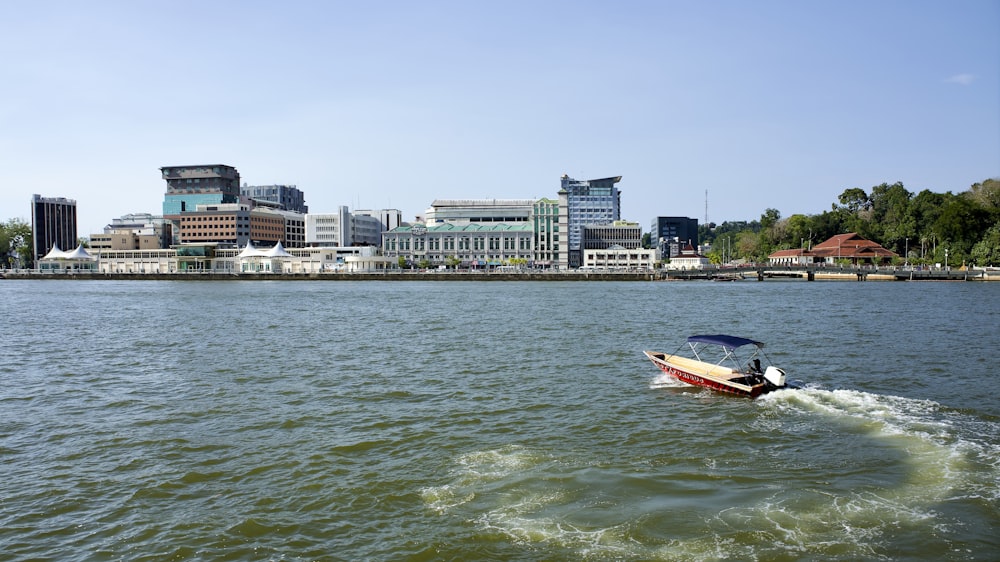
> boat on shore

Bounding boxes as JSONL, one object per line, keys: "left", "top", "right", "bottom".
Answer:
{"left": 644, "top": 334, "right": 793, "bottom": 398}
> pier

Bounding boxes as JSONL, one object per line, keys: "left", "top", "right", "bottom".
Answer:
{"left": 663, "top": 265, "right": 994, "bottom": 281}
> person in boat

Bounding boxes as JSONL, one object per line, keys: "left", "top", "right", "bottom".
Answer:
{"left": 748, "top": 359, "right": 762, "bottom": 374}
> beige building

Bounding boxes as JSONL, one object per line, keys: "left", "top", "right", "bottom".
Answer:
{"left": 89, "top": 231, "right": 163, "bottom": 251}
{"left": 178, "top": 203, "right": 285, "bottom": 247}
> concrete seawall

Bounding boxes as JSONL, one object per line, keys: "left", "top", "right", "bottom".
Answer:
{"left": 0, "top": 271, "right": 661, "bottom": 282}
{"left": 4, "top": 269, "right": 998, "bottom": 282}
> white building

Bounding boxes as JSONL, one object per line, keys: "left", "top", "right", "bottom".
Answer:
{"left": 93, "top": 244, "right": 391, "bottom": 274}
{"left": 354, "top": 208, "right": 403, "bottom": 233}
{"left": 351, "top": 213, "right": 384, "bottom": 247}
{"left": 306, "top": 207, "right": 390, "bottom": 247}
{"left": 424, "top": 199, "right": 534, "bottom": 226}
{"left": 306, "top": 207, "right": 351, "bottom": 247}
{"left": 582, "top": 246, "right": 657, "bottom": 270}
{"left": 666, "top": 243, "right": 711, "bottom": 269}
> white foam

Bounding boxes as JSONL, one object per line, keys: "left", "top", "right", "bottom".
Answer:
{"left": 648, "top": 373, "right": 689, "bottom": 389}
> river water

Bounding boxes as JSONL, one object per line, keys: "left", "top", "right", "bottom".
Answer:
{"left": 1, "top": 279, "right": 998, "bottom": 561}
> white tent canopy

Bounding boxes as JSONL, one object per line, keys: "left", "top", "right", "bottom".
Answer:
{"left": 39, "top": 244, "right": 96, "bottom": 270}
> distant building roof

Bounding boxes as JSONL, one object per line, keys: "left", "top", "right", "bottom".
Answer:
{"left": 768, "top": 233, "right": 898, "bottom": 261}
{"left": 430, "top": 199, "right": 536, "bottom": 207}
{"left": 390, "top": 223, "right": 532, "bottom": 233}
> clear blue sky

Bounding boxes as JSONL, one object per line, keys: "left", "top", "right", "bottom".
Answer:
{"left": 2, "top": 0, "right": 997, "bottom": 236}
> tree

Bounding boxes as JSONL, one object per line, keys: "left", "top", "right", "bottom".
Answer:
{"left": 933, "top": 196, "right": 992, "bottom": 261}
{"left": 810, "top": 210, "right": 847, "bottom": 242}
{"left": 1, "top": 218, "right": 32, "bottom": 268}
{"left": 868, "top": 182, "right": 915, "bottom": 253}
{"left": 966, "top": 178, "right": 1000, "bottom": 213}
{"left": 835, "top": 187, "right": 876, "bottom": 237}
{"left": 760, "top": 208, "right": 781, "bottom": 230}
{"left": 784, "top": 215, "right": 813, "bottom": 248}
{"left": 396, "top": 256, "right": 408, "bottom": 269}
{"left": 837, "top": 187, "right": 871, "bottom": 213}
{"left": 735, "top": 230, "right": 764, "bottom": 263}
{"left": 970, "top": 224, "right": 1000, "bottom": 267}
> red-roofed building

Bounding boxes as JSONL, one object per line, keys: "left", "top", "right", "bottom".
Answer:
{"left": 768, "top": 233, "right": 898, "bottom": 266}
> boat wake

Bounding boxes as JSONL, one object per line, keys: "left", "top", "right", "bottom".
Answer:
{"left": 746, "top": 387, "right": 1000, "bottom": 557}
{"left": 422, "top": 388, "right": 999, "bottom": 559}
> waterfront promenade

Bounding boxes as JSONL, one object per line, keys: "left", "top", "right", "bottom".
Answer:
{"left": 2, "top": 265, "right": 998, "bottom": 281}
{"left": 662, "top": 264, "right": 997, "bottom": 282}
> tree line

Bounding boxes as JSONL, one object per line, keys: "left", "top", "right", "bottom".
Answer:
{"left": 698, "top": 178, "right": 1000, "bottom": 267}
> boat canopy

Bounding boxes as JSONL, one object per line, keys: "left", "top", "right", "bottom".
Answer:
{"left": 687, "top": 334, "right": 763, "bottom": 350}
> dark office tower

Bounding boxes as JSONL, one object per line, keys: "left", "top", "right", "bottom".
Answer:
{"left": 31, "top": 194, "right": 78, "bottom": 263}
{"left": 650, "top": 216, "right": 699, "bottom": 257}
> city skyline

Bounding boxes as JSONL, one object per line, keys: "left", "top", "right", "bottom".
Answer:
{"left": 2, "top": 1, "right": 998, "bottom": 236}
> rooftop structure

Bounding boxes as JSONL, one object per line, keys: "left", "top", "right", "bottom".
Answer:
{"left": 241, "top": 184, "right": 308, "bottom": 213}
{"left": 425, "top": 199, "right": 535, "bottom": 226}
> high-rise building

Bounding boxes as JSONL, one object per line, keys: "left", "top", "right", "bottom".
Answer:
{"left": 557, "top": 175, "right": 621, "bottom": 268}
{"left": 531, "top": 198, "right": 559, "bottom": 267}
{"left": 161, "top": 165, "right": 240, "bottom": 213}
{"left": 651, "top": 216, "right": 699, "bottom": 258}
{"left": 31, "top": 194, "right": 78, "bottom": 263}
{"left": 241, "top": 184, "right": 308, "bottom": 213}
{"left": 161, "top": 164, "right": 241, "bottom": 245}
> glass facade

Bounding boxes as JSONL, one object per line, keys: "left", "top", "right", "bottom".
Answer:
{"left": 163, "top": 193, "right": 227, "bottom": 216}
{"left": 558, "top": 175, "right": 622, "bottom": 268}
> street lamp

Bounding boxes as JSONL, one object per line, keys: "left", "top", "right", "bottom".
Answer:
{"left": 944, "top": 248, "right": 949, "bottom": 272}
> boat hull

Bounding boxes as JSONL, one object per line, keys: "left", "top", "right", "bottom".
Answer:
{"left": 644, "top": 351, "right": 768, "bottom": 398}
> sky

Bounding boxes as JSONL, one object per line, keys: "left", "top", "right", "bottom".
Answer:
{"left": 2, "top": 0, "right": 998, "bottom": 236}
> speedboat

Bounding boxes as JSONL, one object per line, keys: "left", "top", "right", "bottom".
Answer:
{"left": 644, "top": 334, "right": 792, "bottom": 398}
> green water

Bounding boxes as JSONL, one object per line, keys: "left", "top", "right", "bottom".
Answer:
{"left": 1, "top": 280, "right": 998, "bottom": 560}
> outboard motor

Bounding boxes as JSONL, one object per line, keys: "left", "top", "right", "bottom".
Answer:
{"left": 764, "top": 366, "right": 786, "bottom": 388}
